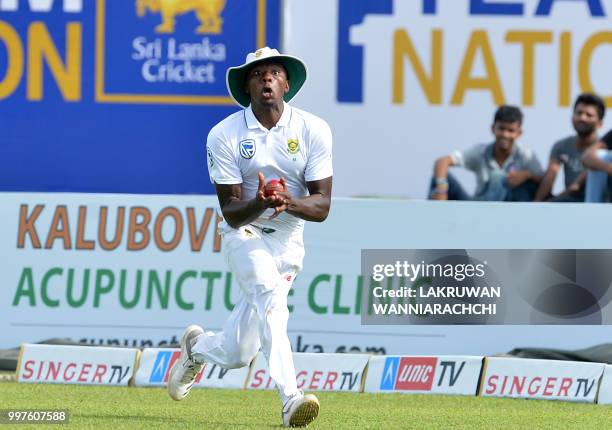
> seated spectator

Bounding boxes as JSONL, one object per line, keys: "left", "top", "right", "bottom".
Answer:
{"left": 429, "top": 105, "right": 543, "bottom": 201}
{"left": 583, "top": 130, "right": 612, "bottom": 202}
{"left": 534, "top": 93, "right": 605, "bottom": 202}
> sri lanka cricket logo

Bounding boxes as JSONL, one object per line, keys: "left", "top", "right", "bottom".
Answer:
{"left": 287, "top": 139, "right": 299, "bottom": 155}
{"left": 135, "top": 0, "right": 227, "bottom": 34}
{"left": 98, "top": 0, "right": 264, "bottom": 105}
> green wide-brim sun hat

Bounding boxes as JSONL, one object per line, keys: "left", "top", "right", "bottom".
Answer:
{"left": 226, "top": 47, "right": 308, "bottom": 108}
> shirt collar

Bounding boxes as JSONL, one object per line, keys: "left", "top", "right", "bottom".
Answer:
{"left": 486, "top": 141, "right": 519, "bottom": 169}
{"left": 245, "top": 102, "right": 291, "bottom": 130}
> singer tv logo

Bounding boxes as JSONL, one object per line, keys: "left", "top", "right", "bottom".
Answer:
{"left": 380, "top": 357, "right": 437, "bottom": 391}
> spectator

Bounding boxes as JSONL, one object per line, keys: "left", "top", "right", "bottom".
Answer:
{"left": 429, "top": 105, "right": 543, "bottom": 201}
{"left": 534, "top": 93, "right": 605, "bottom": 202}
{"left": 583, "top": 130, "right": 612, "bottom": 202}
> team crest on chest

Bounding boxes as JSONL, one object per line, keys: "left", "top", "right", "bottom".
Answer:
{"left": 239, "top": 139, "right": 256, "bottom": 159}
{"left": 287, "top": 138, "right": 300, "bottom": 155}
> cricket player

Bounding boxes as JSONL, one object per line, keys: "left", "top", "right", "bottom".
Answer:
{"left": 168, "top": 47, "right": 333, "bottom": 428}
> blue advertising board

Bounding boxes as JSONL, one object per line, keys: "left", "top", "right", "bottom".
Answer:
{"left": 0, "top": 0, "right": 280, "bottom": 194}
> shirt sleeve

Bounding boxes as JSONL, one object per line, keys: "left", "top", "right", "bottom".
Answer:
{"left": 523, "top": 148, "right": 544, "bottom": 176}
{"left": 304, "top": 118, "right": 333, "bottom": 182}
{"left": 451, "top": 145, "right": 482, "bottom": 172}
{"left": 602, "top": 130, "right": 612, "bottom": 150}
{"left": 549, "top": 140, "right": 562, "bottom": 162}
{"left": 206, "top": 126, "right": 242, "bottom": 185}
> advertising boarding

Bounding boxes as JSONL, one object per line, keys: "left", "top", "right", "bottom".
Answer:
{"left": 4, "top": 193, "right": 612, "bottom": 356}
{"left": 480, "top": 356, "right": 605, "bottom": 403}
{"left": 133, "top": 347, "right": 249, "bottom": 389}
{"left": 284, "top": 0, "right": 612, "bottom": 198}
{"left": 364, "top": 355, "right": 483, "bottom": 395}
{"left": 0, "top": 0, "right": 280, "bottom": 194}
{"left": 17, "top": 344, "right": 139, "bottom": 385}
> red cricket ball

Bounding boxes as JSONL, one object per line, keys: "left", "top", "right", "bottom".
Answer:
{"left": 264, "top": 179, "right": 283, "bottom": 197}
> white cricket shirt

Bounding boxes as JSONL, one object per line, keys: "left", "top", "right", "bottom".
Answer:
{"left": 206, "top": 102, "right": 333, "bottom": 233}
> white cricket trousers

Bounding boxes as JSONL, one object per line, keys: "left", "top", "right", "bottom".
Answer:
{"left": 191, "top": 224, "right": 305, "bottom": 404}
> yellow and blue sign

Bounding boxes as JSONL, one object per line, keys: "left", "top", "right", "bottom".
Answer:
{"left": 0, "top": 0, "right": 280, "bottom": 194}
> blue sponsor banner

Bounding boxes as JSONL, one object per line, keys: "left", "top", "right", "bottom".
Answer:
{"left": 380, "top": 356, "right": 399, "bottom": 390}
{"left": 0, "top": 0, "right": 280, "bottom": 194}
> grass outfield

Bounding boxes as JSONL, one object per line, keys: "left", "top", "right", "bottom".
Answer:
{"left": 0, "top": 382, "right": 611, "bottom": 429}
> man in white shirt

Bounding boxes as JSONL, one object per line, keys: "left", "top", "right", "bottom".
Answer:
{"left": 167, "top": 47, "right": 333, "bottom": 428}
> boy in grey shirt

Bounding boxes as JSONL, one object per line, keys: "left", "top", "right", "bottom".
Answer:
{"left": 430, "top": 106, "right": 543, "bottom": 201}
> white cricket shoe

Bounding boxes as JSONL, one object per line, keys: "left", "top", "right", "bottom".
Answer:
{"left": 282, "top": 392, "right": 320, "bottom": 428}
{"left": 167, "top": 324, "right": 205, "bottom": 401}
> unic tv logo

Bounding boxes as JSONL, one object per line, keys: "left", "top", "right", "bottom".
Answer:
{"left": 150, "top": 350, "right": 203, "bottom": 383}
{"left": 380, "top": 357, "right": 437, "bottom": 391}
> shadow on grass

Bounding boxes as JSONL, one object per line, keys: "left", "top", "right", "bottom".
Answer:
{"left": 74, "top": 413, "right": 280, "bottom": 428}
